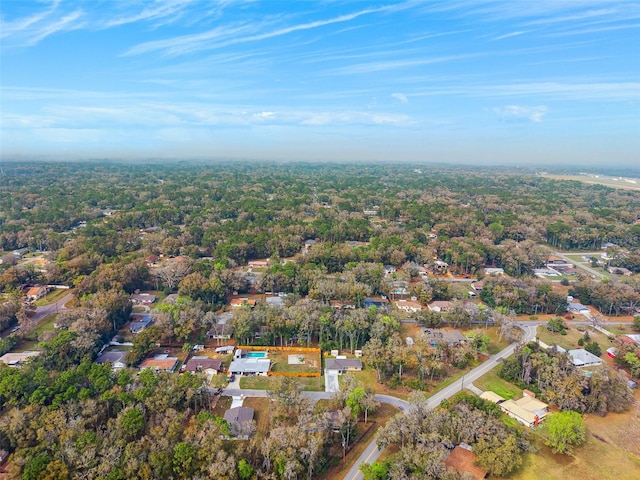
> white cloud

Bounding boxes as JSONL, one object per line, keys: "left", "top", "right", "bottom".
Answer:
{"left": 253, "top": 111, "right": 276, "bottom": 119}
{"left": 391, "top": 93, "right": 409, "bottom": 103}
{"left": 493, "top": 105, "right": 548, "bottom": 123}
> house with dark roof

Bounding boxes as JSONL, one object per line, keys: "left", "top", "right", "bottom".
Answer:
{"left": 182, "top": 356, "right": 223, "bottom": 375}
{"left": 363, "top": 297, "right": 389, "bottom": 309}
{"left": 129, "top": 315, "right": 153, "bottom": 334}
{"left": 132, "top": 293, "right": 156, "bottom": 304}
{"left": 224, "top": 407, "right": 255, "bottom": 439}
{"left": 95, "top": 350, "right": 127, "bottom": 370}
{"left": 567, "top": 302, "right": 590, "bottom": 314}
{"left": 325, "top": 358, "right": 363, "bottom": 374}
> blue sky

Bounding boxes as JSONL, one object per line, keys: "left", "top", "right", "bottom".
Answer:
{"left": 1, "top": 0, "right": 639, "bottom": 166}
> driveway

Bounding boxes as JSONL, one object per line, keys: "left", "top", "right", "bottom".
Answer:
{"left": 325, "top": 370, "right": 340, "bottom": 392}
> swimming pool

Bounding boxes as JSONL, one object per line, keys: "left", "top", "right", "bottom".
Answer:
{"left": 246, "top": 352, "right": 267, "bottom": 358}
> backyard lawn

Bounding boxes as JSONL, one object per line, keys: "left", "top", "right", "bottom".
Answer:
{"left": 239, "top": 375, "right": 324, "bottom": 391}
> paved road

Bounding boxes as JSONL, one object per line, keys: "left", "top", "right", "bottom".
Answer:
{"left": 551, "top": 251, "right": 606, "bottom": 279}
{"left": 343, "top": 324, "right": 537, "bottom": 480}
{"left": 1, "top": 293, "right": 73, "bottom": 339}
{"left": 31, "top": 293, "right": 73, "bottom": 323}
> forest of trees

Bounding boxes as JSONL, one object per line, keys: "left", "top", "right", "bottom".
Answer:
{"left": 1, "top": 161, "right": 639, "bottom": 479}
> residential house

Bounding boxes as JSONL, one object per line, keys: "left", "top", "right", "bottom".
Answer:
{"left": 608, "top": 266, "right": 633, "bottom": 276}
{"left": 25, "top": 285, "right": 48, "bottom": 302}
{"left": 444, "top": 444, "right": 488, "bottom": 480}
{"left": 329, "top": 300, "right": 355, "bottom": 310}
{"left": 433, "top": 260, "right": 449, "bottom": 274}
{"left": 182, "top": 356, "right": 223, "bottom": 376}
{"left": 139, "top": 354, "right": 178, "bottom": 373}
{"left": 422, "top": 328, "right": 465, "bottom": 346}
{"left": 568, "top": 349, "right": 603, "bottom": 367}
{"left": 567, "top": 302, "right": 590, "bottom": 314}
{"left": 428, "top": 300, "right": 453, "bottom": 312}
{"left": 145, "top": 254, "right": 159, "bottom": 266}
{"left": 129, "top": 316, "right": 153, "bottom": 334}
{"left": 625, "top": 334, "right": 640, "bottom": 345}
{"left": 215, "top": 345, "right": 235, "bottom": 354}
{"left": 248, "top": 259, "right": 269, "bottom": 269}
{"left": 484, "top": 267, "right": 504, "bottom": 276}
{"left": 131, "top": 293, "right": 156, "bottom": 304}
{"left": 230, "top": 297, "right": 257, "bottom": 308}
{"left": 95, "top": 351, "right": 127, "bottom": 370}
{"left": 384, "top": 264, "right": 397, "bottom": 275}
{"left": 363, "top": 297, "right": 389, "bottom": 309}
{"left": 394, "top": 299, "right": 423, "bottom": 313}
{"left": 325, "top": 358, "right": 363, "bottom": 374}
{"left": 0, "top": 351, "right": 40, "bottom": 367}
{"left": 553, "top": 265, "right": 580, "bottom": 275}
{"left": 228, "top": 357, "right": 271, "bottom": 376}
{"left": 224, "top": 407, "right": 255, "bottom": 439}
{"left": 479, "top": 391, "right": 505, "bottom": 404}
{"left": 487, "top": 391, "right": 548, "bottom": 428}
{"left": 207, "top": 312, "right": 233, "bottom": 340}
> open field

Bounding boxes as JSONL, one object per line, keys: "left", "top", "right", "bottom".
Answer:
{"left": 513, "top": 391, "right": 640, "bottom": 480}
{"left": 540, "top": 173, "right": 640, "bottom": 191}
{"left": 239, "top": 375, "right": 324, "bottom": 391}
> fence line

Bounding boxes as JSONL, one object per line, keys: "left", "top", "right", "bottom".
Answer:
{"left": 238, "top": 345, "right": 321, "bottom": 353}
{"left": 268, "top": 371, "right": 321, "bottom": 377}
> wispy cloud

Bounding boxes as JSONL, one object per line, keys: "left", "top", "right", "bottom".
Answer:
{"left": 0, "top": 0, "right": 204, "bottom": 47}
{"left": 123, "top": 4, "right": 402, "bottom": 57}
{"left": 391, "top": 93, "right": 409, "bottom": 103}
{"left": 492, "top": 30, "right": 531, "bottom": 41}
{"left": 493, "top": 105, "right": 548, "bottom": 123}
{"left": 101, "top": 0, "right": 194, "bottom": 29}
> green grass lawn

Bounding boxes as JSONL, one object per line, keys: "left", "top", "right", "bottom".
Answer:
{"left": 268, "top": 350, "right": 322, "bottom": 374}
{"left": 29, "top": 314, "right": 58, "bottom": 339}
{"left": 34, "top": 288, "right": 70, "bottom": 306}
{"left": 535, "top": 325, "right": 610, "bottom": 352}
{"left": 474, "top": 365, "right": 522, "bottom": 399}
{"left": 239, "top": 375, "right": 324, "bottom": 391}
